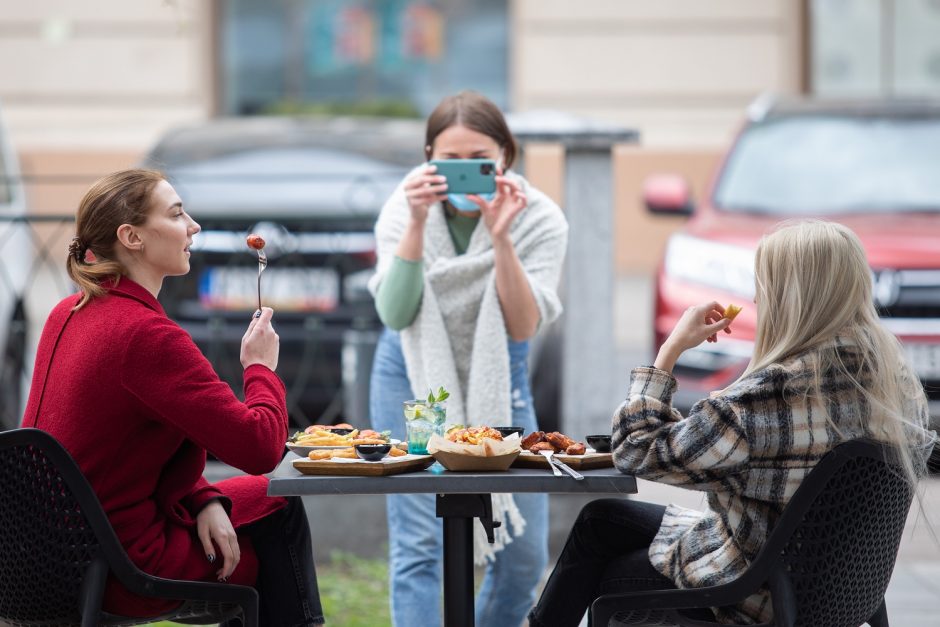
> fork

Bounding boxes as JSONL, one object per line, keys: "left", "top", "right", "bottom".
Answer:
{"left": 539, "top": 449, "right": 563, "bottom": 476}
{"left": 256, "top": 247, "right": 267, "bottom": 314}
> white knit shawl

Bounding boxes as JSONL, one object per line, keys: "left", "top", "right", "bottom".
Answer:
{"left": 368, "top": 169, "right": 568, "bottom": 562}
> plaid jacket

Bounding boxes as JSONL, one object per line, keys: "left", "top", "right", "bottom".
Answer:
{"left": 612, "top": 339, "right": 929, "bottom": 624}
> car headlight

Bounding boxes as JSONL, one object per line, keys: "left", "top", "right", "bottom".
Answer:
{"left": 664, "top": 233, "right": 756, "bottom": 298}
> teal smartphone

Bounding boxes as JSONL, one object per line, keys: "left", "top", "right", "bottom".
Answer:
{"left": 429, "top": 159, "right": 497, "bottom": 194}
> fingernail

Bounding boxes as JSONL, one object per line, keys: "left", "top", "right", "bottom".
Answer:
{"left": 207, "top": 554, "right": 215, "bottom": 563}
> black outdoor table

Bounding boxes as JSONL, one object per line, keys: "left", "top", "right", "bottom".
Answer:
{"left": 268, "top": 452, "right": 637, "bottom": 627}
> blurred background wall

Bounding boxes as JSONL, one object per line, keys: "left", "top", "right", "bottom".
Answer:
{"left": 2, "top": 0, "right": 940, "bottom": 343}
{"left": 0, "top": 0, "right": 807, "bottom": 275}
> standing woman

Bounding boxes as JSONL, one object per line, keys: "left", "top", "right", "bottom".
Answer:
{"left": 22, "top": 170, "right": 324, "bottom": 626}
{"left": 368, "top": 91, "right": 568, "bottom": 626}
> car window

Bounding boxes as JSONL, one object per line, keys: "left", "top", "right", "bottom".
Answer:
{"left": 714, "top": 116, "right": 940, "bottom": 215}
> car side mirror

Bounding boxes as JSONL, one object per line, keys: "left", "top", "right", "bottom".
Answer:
{"left": 643, "top": 174, "right": 694, "bottom": 216}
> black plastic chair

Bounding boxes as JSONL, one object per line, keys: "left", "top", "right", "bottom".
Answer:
{"left": 591, "top": 439, "right": 914, "bottom": 627}
{"left": 0, "top": 428, "right": 259, "bottom": 627}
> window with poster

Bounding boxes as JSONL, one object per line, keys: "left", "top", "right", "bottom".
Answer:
{"left": 218, "top": 0, "right": 509, "bottom": 117}
{"left": 810, "top": 0, "right": 940, "bottom": 96}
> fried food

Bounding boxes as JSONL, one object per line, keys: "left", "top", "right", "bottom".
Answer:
{"left": 723, "top": 303, "right": 742, "bottom": 322}
{"left": 347, "top": 438, "right": 387, "bottom": 446}
{"left": 520, "top": 431, "right": 545, "bottom": 450}
{"left": 388, "top": 446, "right": 407, "bottom": 457}
{"left": 529, "top": 441, "right": 555, "bottom": 454}
{"left": 293, "top": 428, "right": 360, "bottom": 446}
{"left": 523, "top": 430, "right": 588, "bottom": 455}
{"left": 246, "top": 234, "right": 266, "bottom": 250}
{"left": 565, "top": 443, "right": 586, "bottom": 456}
{"left": 545, "top": 431, "right": 575, "bottom": 451}
{"left": 307, "top": 447, "right": 357, "bottom": 460}
{"left": 305, "top": 423, "right": 354, "bottom": 434}
{"left": 446, "top": 426, "right": 503, "bottom": 445}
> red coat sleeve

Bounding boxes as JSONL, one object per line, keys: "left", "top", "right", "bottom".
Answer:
{"left": 182, "top": 476, "right": 232, "bottom": 517}
{"left": 120, "top": 315, "right": 289, "bottom": 475}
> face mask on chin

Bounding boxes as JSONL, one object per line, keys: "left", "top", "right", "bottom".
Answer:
{"left": 446, "top": 192, "right": 494, "bottom": 213}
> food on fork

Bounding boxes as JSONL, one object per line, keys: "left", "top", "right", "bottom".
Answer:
{"left": 723, "top": 303, "right": 743, "bottom": 322}
{"left": 246, "top": 233, "right": 266, "bottom": 250}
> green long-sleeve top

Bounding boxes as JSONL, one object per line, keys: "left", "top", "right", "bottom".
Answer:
{"left": 375, "top": 211, "right": 478, "bottom": 330}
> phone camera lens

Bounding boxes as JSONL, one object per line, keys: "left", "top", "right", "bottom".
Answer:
{"left": 480, "top": 163, "right": 493, "bottom": 175}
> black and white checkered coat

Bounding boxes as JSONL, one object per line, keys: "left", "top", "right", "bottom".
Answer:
{"left": 612, "top": 339, "right": 929, "bottom": 624}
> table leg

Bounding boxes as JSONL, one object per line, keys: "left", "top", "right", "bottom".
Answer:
{"left": 442, "top": 515, "right": 474, "bottom": 627}
{"left": 436, "top": 494, "right": 501, "bottom": 627}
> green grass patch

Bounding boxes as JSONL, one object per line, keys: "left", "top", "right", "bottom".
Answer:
{"left": 141, "top": 550, "right": 391, "bottom": 627}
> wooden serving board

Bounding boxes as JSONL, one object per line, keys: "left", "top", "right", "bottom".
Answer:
{"left": 292, "top": 455, "right": 435, "bottom": 476}
{"left": 512, "top": 450, "right": 614, "bottom": 470}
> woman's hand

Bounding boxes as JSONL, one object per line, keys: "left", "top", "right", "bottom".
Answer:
{"left": 653, "top": 301, "right": 733, "bottom": 373}
{"left": 472, "top": 174, "right": 527, "bottom": 244}
{"left": 403, "top": 164, "right": 448, "bottom": 225}
{"left": 240, "top": 307, "right": 279, "bottom": 371}
{"left": 196, "top": 499, "right": 241, "bottom": 582}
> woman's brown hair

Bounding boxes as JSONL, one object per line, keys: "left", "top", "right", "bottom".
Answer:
{"left": 424, "top": 91, "right": 517, "bottom": 169}
{"left": 67, "top": 169, "right": 165, "bottom": 310}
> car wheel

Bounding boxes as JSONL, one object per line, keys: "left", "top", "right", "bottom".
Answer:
{"left": 0, "top": 299, "right": 27, "bottom": 431}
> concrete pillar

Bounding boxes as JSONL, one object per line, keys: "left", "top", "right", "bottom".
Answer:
{"left": 509, "top": 111, "right": 639, "bottom": 438}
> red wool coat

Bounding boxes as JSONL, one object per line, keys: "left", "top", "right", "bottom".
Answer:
{"left": 21, "top": 279, "right": 289, "bottom": 617}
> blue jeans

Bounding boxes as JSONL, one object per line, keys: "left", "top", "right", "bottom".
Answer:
{"left": 370, "top": 329, "right": 549, "bottom": 627}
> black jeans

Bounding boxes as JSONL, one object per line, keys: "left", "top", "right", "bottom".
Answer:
{"left": 529, "top": 498, "right": 713, "bottom": 627}
{"left": 223, "top": 496, "right": 325, "bottom": 627}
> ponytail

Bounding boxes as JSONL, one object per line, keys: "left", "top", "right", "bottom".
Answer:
{"left": 67, "top": 169, "right": 165, "bottom": 311}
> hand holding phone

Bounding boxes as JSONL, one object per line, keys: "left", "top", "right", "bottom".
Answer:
{"left": 428, "top": 159, "right": 497, "bottom": 195}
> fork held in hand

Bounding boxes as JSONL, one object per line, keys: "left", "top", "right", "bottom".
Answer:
{"left": 256, "top": 248, "right": 267, "bottom": 314}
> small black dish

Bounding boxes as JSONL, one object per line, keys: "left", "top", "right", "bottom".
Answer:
{"left": 330, "top": 428, "right": 354, "bottom": 436}
{"left": 586, "top": 434, "right": 612, "bottom": 453}
{"left": 493, "top": 426, "right": 524, "bottom": 439}
{"left": 355, "top": 443, "right": 392, "bottom": 461}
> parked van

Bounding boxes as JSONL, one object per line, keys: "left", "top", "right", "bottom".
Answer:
{"left": 646, "top": 96, "right": 940, "bottom": 436}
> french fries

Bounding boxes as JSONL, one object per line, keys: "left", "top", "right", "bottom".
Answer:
{"left": 723, "top": 303, "right": 742, "bottom": 322}
{"left": 290, "top": 426, "right": 391, "bottom": 447}
{"left": 307, "top": 446, "right": 408, "bottom": 461}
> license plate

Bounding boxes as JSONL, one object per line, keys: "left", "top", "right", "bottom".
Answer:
{"left": 903, "top": 342, "right": 940, "bottom": 380}
{"left": 199, "top": 267, "right": 339, "bottom": 312}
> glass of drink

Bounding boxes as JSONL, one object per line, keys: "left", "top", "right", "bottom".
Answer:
{"left": 403, "top": 399, "right": 446, "bottom": 455}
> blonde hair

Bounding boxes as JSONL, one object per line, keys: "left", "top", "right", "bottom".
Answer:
{"left": 738, "top": 219, "right": 933, "bottom": 482}
{"left": 66, "top": 169, "right": 166, "bottom": 310}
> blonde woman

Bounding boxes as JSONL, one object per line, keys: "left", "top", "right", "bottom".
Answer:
{"left": 529, "top": 220, "right": 935, "bottom": 626}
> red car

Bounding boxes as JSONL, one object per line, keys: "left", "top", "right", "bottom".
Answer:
{"left": 646, "top": 96, "right": 940, "bottom": 433}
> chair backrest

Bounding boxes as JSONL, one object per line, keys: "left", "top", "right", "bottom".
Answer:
{"left": 0, "top": 428, "right": 133, "bottom": 625}
{"left": 758, "top": 439, "right": 914, "bottom": 627}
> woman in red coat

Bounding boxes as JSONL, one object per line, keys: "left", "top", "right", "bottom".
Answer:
{"left": 21, "top": 169, "right": 324, "bottom": 626}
